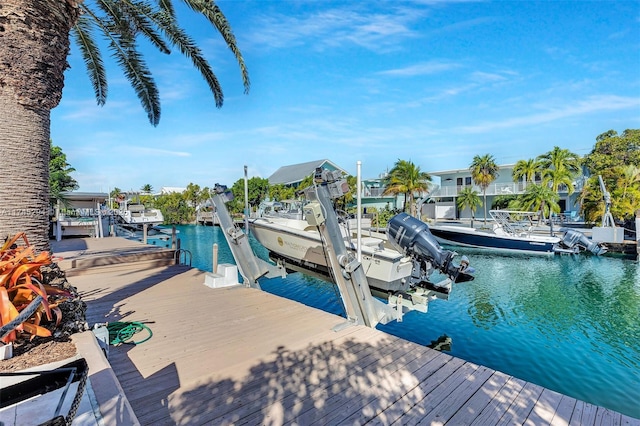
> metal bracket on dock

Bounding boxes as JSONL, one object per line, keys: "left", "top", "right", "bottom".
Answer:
{"left": 211, "top": 185, "right": 275, "bottom": 289}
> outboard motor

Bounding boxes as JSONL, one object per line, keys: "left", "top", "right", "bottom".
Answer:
{"left": 559, "top": 228, "right": 608, "bottom": 256}
{"left": 387, "top": 213, "right": 474, "bottom": 283}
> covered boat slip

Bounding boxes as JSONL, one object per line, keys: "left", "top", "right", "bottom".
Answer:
{"left": 61, "top": 239, "right": 638, "bottom": 425}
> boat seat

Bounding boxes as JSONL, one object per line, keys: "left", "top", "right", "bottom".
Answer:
{"left": 354, "top": 237, "right": 385, "bottom": 250}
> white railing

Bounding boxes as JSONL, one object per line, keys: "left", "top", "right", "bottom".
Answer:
{"left": 428, "top": 180, "right": 581, "bottom": 198}
{"left": 429, "top": 183, "right": 522, "bottom": 197}
{"left": 363, "top": 177, "right": 586, "bottom": 199}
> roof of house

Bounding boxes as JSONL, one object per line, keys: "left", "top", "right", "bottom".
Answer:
{"left": 158, "top": 187, "right": 187, "bottom": 195}
{"left": 429, "top": 163, "right": 517, "bottom": 176}
{"left": 268, "top": 159, "right": 347, "bottom": 185}
{"left": 59, "top": 191, "right": 108, "bottom": 201}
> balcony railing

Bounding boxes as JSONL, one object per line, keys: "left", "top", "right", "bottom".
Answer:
{"left": 362, "top": 187, "right": 394, "bottom": 197}
{"left": 428, "top": 179, "right": 584, "bottom": 198}
{"left": 362, "top": 177, "right": 585, "bottom": 199}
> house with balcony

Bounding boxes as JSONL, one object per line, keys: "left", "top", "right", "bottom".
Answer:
{"left": 360, "top": 173, "right": 406, "bottom": 213}
{"left": 424, "top": 164, "right": 586, "bottom": 221}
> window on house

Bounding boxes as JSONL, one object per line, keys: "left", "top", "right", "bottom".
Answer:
{"left": 456, "top": 178, "right": 463, "bottom": 186}
{"left": 465, "top": 177, "right": 472, "bottom": 186}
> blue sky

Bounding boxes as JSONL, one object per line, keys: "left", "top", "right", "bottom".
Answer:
{"left": 51, "top": 0, "right": 640, "bottom": 193}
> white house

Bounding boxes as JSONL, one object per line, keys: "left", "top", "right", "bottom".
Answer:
{"left": 425, "top": 164, "right": 585, "bottom": 220}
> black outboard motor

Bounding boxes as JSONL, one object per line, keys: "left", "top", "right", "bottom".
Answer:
{"left": 559, "top": 228, "right": 608, "bottom": 256}
{"left": 387, "top": 213, "right": 474, "bottom": 283}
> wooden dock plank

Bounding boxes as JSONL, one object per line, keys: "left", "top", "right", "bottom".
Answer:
{"left": 524, "top": 387, "right": 565, "bottom": 425}
{"left": 499, "top": 381, "right": 544, "bottom": 425}
{"left": 469, "top": 376, "right": 527, "bottom": 425}
{"left": 180, "top": 331, "right": 405, "bottom": 425}
{"left": 56, "top": 238, "right": 640, "bottom": 426}
{"left": 396, "top": 361, "right": 481, "bottom": 424}
{"left": 365, "top": 355, "right": 464, "bottom": 426}
{"left": 284, "top": 341, "right": 428, "bottom": 426}
{"left": 318, "top": 345, "right": 440, "bottom": 426}
{"left": 414, "top": 364, "right": 494, "bottom": 425}
{"left": 550, "top": 394, "right": 578, "bottom": 426}
{"left": 225, "top": 341, "right": 406, "bottom": 425}
{"left": 445, "top": 370, "right": 511, "bottom": 425}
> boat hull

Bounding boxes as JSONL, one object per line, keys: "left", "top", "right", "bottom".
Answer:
{"left": 250, "top": 218, "right": 414, "bottom": 292}
{"left": 428, "top": 225, "right": 557, "bottom": 255}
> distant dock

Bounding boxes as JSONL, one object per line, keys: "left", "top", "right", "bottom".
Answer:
{"left": 49, "top": 237, "right": 640, "bottom": 425}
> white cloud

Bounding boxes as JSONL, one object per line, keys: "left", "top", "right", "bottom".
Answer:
{"left": 458, "top": 95, "right": 640, "bottom": 133}
{"left": 245, "top": 5, "right": 425, "bottom": 52}
{"left": 377, "top": 61, "right": 461, "bottom": 77}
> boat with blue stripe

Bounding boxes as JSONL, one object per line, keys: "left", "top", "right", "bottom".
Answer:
{"left": 428, "top": 210, "right": 607, "bottom": 256}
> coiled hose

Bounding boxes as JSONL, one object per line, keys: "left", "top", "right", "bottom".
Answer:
{"left": 106, "top": 321, "right": 153, "bottom": 345}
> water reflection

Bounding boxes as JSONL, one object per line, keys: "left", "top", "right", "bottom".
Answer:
{"left": 427, "top": 334, "right": 452, "bottom": 352}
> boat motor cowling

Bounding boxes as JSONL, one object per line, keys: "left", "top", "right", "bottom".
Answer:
{"left": 559, "top": 228, "right": 608, "bottom": 256}
{"left": 387, "top": 213, "right": 474, "bottom": 283}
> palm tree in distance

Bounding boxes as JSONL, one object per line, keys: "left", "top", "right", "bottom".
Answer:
{"left": 141, "top": 184, "right": 154, "bottom": 194}
{"left": 469, "top": 154, "right": 499, "bottom": 224}
{"left": 537, "top": 146, "right": 581, "bottom": 177}
{"left": 536, "top": 146, "right": 581, "bottom": 218}
{"left": 456, "top": 187, "right": 482, "bottom": 228}
{"left": 383, "top": 160, "right": 431, "bottom": 217}
{"left": 0, "top": 1, "right": 249, "bottom": 251}
{"left": 512, "top": 158, "right": 540, "bottom": 191}
{"left": 519, "top": 184, "right": 560, "bottom": 224}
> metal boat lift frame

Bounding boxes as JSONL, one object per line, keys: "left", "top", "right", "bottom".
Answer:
{"left": 211, "top": 174, "right": 401, "bottom": 329}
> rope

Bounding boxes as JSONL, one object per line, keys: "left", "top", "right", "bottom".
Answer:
{"left": 0, "top": 295, "right": 44, "bottom": 340}
{"left": 106, "top": 322, "right": 153, "bottom": 345}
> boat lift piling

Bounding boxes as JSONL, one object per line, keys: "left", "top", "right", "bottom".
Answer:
{"left": 304, "top": 169, "right": 400, "bottom": 329}
{"left": 211, "top": 185, "right": 283, "bottom": 289}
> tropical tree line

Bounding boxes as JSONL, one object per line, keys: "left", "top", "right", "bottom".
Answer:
{"left": 52, "top": 128, "right": 639, "bottom": 228}
{"left": 456, "top": 129, "right": 639, "bottom": 226}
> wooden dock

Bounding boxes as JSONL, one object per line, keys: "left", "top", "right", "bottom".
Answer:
{"left": 55, "top": 238, "right": 640, "bottom": 425}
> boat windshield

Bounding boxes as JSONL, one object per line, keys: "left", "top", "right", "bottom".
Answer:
{"left": 489, "top": 210, "right": 538, "bottom": 236}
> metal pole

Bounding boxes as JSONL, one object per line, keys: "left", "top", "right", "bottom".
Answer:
{"left": 143, "top": 223, "right": 148, "bottom": 244}
{"left": 244, "top": 165, "right": 250, "bottom": 234}
{"left": 97, "top": 202, "right": 103, "bottom": 238}
{"left": 356, "top": 161, "right": 362, "bottom": 262}
{"left": 213, "top": 243, "right": 218, "bottom": 274}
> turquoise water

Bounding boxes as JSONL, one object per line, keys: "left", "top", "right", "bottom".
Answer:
{"left": 153, "top": 225, "right": 640, "bottom": 419}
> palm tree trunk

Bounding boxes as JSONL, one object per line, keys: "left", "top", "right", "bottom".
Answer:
{"left": 0, "top": 0, "right": 80, "bottom": 252}
{"left": 483, "top": 191, "right": 488, "bottom": 224}
{"left": 0, "top": 96, "right": 51, "bottom": 251}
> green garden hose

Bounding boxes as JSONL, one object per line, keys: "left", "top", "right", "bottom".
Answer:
{"left": 106, "top": 321, "right": 153, "bottom": 345}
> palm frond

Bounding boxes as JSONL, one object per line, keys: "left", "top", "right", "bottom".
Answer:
{"left": 154, "top": 10, "right": 224, "bottom": 107}
{"left": 72, "top": 15, "right": 108, "bottom": 105}
{"left": 183, "top": 0, "right": 250, "bottom": 94}
{"left": 118, "top": 0, "right": 172, "bottom": 54}
{"left": 157, "top": 0, "right": 177, "bottom": 17}
{"left": 92, "top": 0, "right": 161, "bottom": 124}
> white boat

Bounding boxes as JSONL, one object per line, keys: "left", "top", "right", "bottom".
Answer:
{"left": 256, "top": 199, "right": 305, "bottom": 220}
{"left": 250, "top": 216, "right": 414, "bottom": 293}
{"left": 250, "top": 212, "right": 475, "bottom": 298}
{"left": 428, "top": 210, "right": 607, "bottom": 256}
{"left": 116, "top": 200, "right": 164, "bottom": 229}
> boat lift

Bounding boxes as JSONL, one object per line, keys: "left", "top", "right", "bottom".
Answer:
{"left": 211, "top": 179, "right": 401, "bottom": 328}
{"left": 302, "top": 169, "right": 401, "bottom": 328}
{"left": 210, "top": 185, "right": 283, "bottom": 289}
{"left": 211, "top": 169, "right": 475, "bottom": 329}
